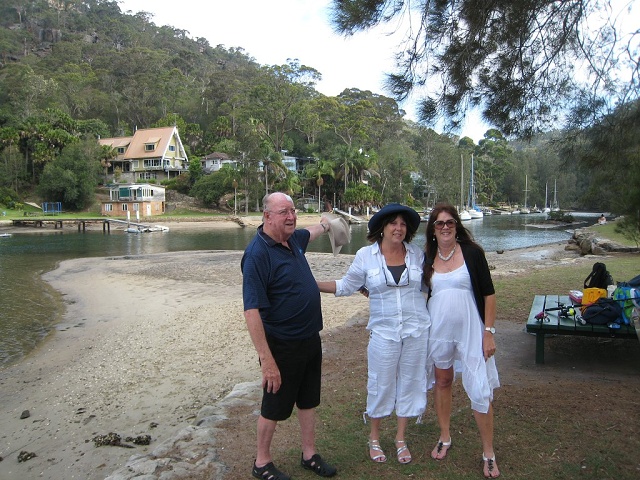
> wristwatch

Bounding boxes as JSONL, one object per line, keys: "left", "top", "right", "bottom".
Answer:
{"left": 484, "top": 326, "right": 496, "bottom": 334}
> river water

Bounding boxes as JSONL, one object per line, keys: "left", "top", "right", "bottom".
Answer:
{"left": 0, "top": 212, "right": 598, "bottom": 366}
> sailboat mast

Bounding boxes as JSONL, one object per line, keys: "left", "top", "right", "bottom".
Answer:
{"left": 460, "top": 154, "right": 464, "bottom": 210}
{"left": 545, "top": 182, "right": 548, "bottom": 209}
{"left": 469, "top": 153, "right": 475, "bottom": 209}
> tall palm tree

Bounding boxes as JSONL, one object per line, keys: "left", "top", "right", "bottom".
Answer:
{"left": 303, "top": 158, "right": 335, "bottom": 210}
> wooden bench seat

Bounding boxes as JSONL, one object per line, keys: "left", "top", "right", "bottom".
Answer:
{"left": 525, "top": 294, "right": 637, "bottom": 364}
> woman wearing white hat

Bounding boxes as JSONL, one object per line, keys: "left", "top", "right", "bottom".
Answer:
{"left": 317, "top": 204, "right": 430, "bottom": 465}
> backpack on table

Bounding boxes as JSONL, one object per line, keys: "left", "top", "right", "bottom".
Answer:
{"left": 581, "top": 262, "right": 614, "bottom": 314}
{"left": 582, "top": 297, "right": 623, "bottom": 326}
{"left": 583, "top": 262, "right": 613, "bottom": 289}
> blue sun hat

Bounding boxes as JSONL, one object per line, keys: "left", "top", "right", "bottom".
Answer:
{"left": 368, "top": 204, "right": 421, "bottom": 235}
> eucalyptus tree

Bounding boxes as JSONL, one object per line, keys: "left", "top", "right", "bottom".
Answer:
{"left": 1, "top": 64, "right": 58, "bottom": 121}
{"left": 410, "top": 126, "right": 460, "bottom": 207}
{"left": 248, "top": 59, "right": 321, "bottom": 154}
{"left": 235, "top": 122, "right": 268, "bottom": 213}
{"left": 330, "top": 0, "right": 639, "bottom": 139}
{"left": 476, "top": 130, "right": 513, "bottom": 203}
{"left": 294, "top": 97, "right": 324, "bottom": 147}
{"left": 377, "top": 137, "right": 418, "bottom": 204}
{"left": 315, "top": 94, "right": 376, "bottom": 192}
{"left": 202, "top": 58, "right": 259, "bottom": 139}
{"left": 111, "top": 47, "right": 174, "bottom": 128}
{"left": 335, "top": 88, "right": 405, "bottom": 150}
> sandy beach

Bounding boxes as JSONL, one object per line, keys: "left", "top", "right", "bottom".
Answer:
{"left": 0, "top": 216, "right": 601, "bottom": 479}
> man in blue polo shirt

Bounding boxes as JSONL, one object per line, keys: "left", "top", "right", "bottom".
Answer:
{"left": 242, "top": 192, "right": 337, "bottom": 480}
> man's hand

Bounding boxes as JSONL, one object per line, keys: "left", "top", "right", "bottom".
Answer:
{"left": 260, "top": 355, "right": 282, "bottom": 393}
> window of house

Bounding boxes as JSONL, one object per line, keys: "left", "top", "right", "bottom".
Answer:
{"left": 145, "top": 143, "right": 155, "bottom": 152}
{"left": 169, "top": 145, "right": 175, "bottom": 152}
{"left": 122, "top": 204, "right": 129, "bottom": 211}
{"left": 133, "top": 203, "right": 139, "bottom": 211}
{"left": 143, "top": 159, "right": 161, "bottom": 168}
{"left": 117, "top": 147, "right": 126, "bottom": 154}
{"left": 104, "top": 204, "right": 113, "bottom": 212}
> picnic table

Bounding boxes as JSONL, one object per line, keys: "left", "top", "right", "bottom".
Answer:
{"left": 526, "top": 294, "right": 637, "bottom": 364}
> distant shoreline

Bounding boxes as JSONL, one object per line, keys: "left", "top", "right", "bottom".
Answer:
{"left": 0, "top": 213, "right": 329, "bottom": 234}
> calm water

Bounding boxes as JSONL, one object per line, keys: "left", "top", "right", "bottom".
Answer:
{"left": 0, "top": 212, "right": 597, "bottom": 366}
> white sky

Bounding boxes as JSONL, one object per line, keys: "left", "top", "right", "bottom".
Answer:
{"left": 117, "top": 0, "right": 490, "bottom": 142}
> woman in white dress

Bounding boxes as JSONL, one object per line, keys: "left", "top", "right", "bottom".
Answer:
{"left": 423, "top": 203, "right": 500, "bottom": 478}
{"left": 318, "top": 204, "right": 430, "bottom": 465}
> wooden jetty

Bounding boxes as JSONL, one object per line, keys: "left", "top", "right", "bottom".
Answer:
{"left": 11, "top": 217, "right": 100, "bottom": 231}
{"left": 10, "top": 218, "right": 169, "bottom": 233}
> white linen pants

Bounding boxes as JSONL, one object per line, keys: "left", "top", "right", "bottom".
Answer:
{"left": 366, "top": 331, "right": 428, "bottom": 418}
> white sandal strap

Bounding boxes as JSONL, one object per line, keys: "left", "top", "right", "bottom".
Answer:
{"left": 439, "top": 438, "right": 452, "bottom": 447}
{"left": 368, "top": 440, "right": 386, "bottom": 461}
{"left": 368, "top": 440, "right": 384, "bottom": 452}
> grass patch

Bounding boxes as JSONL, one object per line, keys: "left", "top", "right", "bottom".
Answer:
{"left": 583, "top": 222, "right": 637, "bottom": 247}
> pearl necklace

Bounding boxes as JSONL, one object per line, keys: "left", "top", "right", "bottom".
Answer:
{"left": 437, "top": 244, "right": 456, "bottom": 262}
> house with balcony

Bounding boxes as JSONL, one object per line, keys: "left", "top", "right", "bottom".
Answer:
{"left": 201, "top": 152, "right": 238, "bottom": 173}
{"left": 101, "top": 183, "right": 166, "bottom": 217}
{"left": 99, "top": 126, "right": 188, "bottom": 183}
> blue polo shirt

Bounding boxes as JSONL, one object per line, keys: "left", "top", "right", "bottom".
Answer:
{"left": 241, "top": 225, "right": 323, "bottom": 340}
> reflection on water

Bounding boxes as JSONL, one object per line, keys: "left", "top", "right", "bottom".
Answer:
{"left": 0, "top": 212, "right": 596, "bottom": 366}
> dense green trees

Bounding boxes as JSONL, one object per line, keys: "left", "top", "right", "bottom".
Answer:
{"left": 38, "top": 138, "right": 103, "bottom": 209}
{"left": 560, "top": 99, "right": 640, "bottom": 231}
{"left": 0, "top": 0, "right": 636, "bottom": 227}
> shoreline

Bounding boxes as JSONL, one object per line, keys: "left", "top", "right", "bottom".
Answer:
{"left": 0, "top": 218, "right": 603, "bottom": 479}
{"left": 0, "top": 214, "right": 327, "bottom": 235}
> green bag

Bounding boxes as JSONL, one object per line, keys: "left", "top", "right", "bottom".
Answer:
{"left": 612, "top": 286, "right": 638, "bottom": 325}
